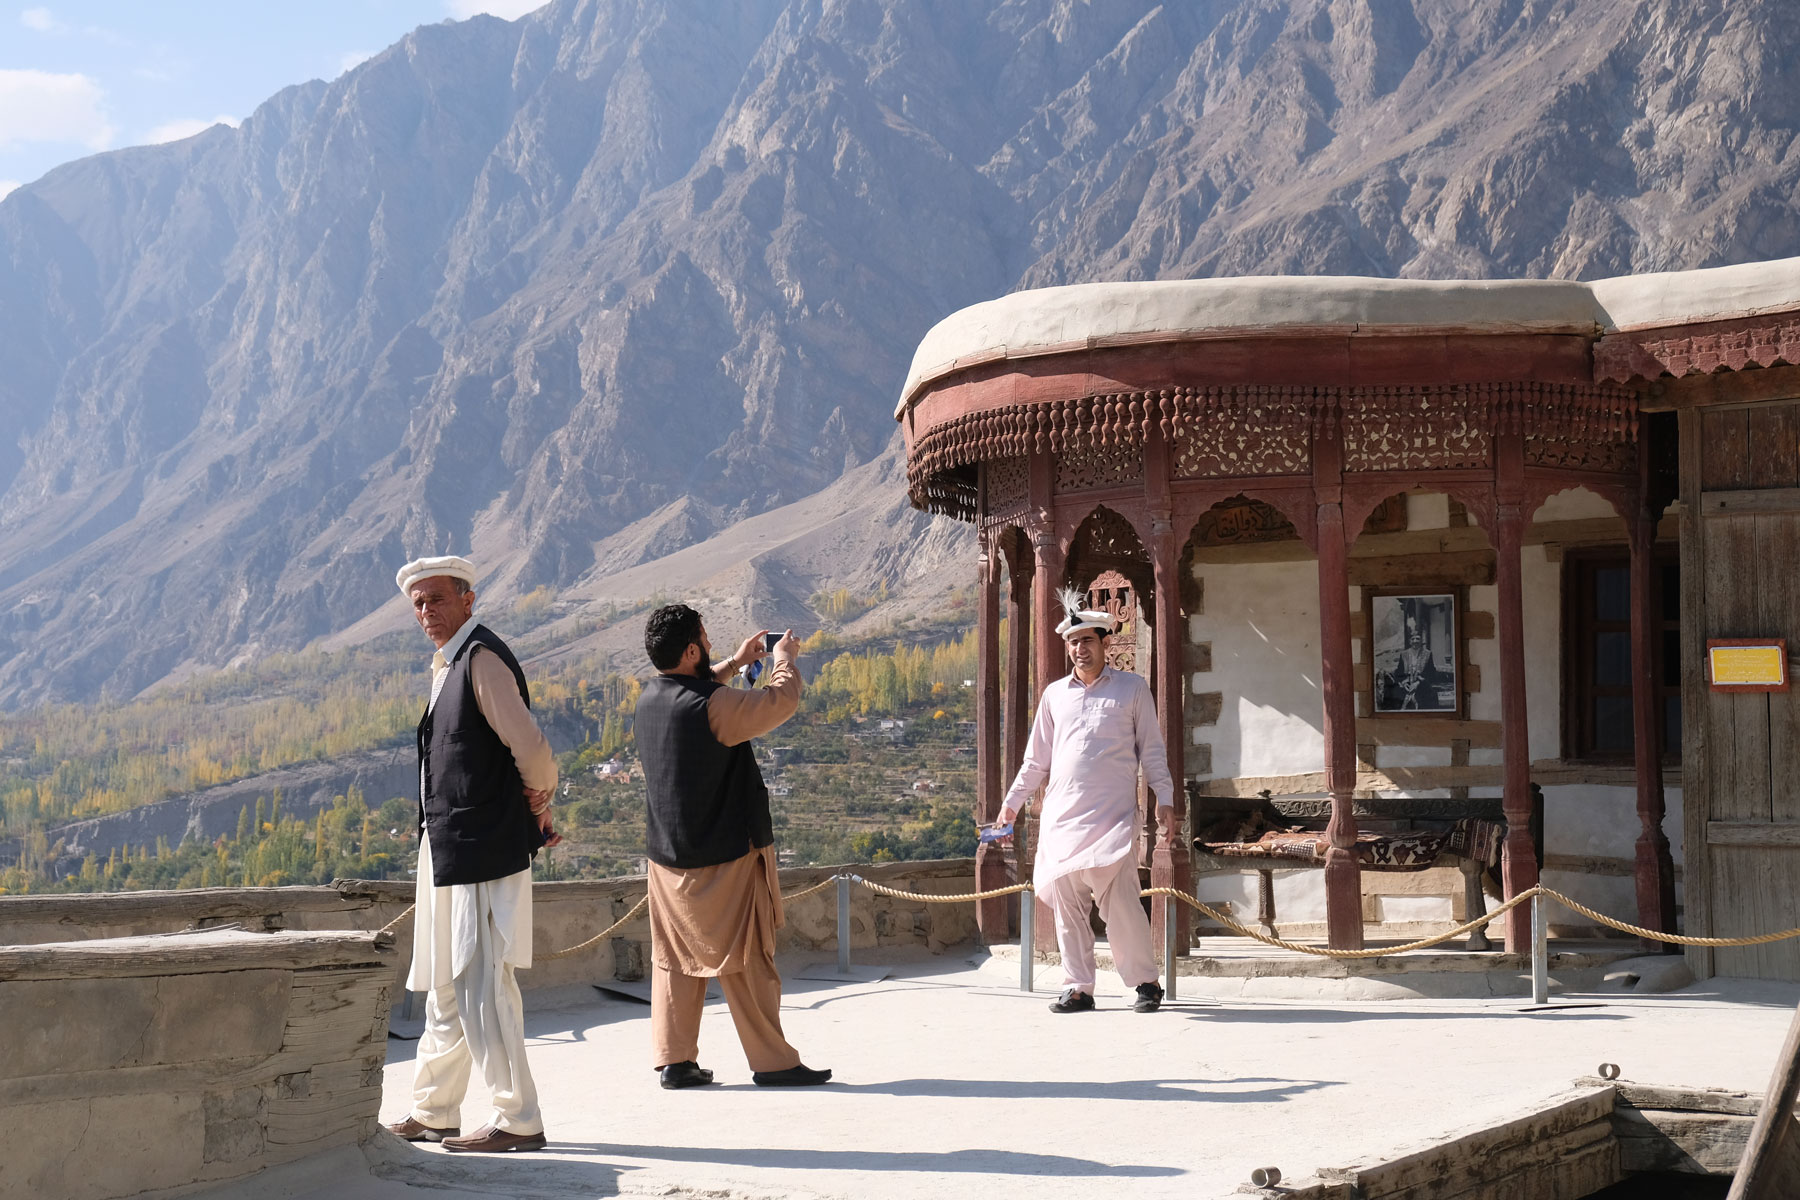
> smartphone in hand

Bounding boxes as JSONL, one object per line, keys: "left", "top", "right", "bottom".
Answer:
{"left": 977, "top": 821, "right": 1013, "bottom": 844}
{"left": 742, "top": 632, "right": 784, "bottom": 685}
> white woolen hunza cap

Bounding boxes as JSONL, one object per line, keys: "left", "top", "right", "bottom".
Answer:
{"left": 395, "top": 555, "right": 477, "bottom": 597}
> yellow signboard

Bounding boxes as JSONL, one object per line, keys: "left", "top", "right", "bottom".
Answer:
{"left": 1708, "top": 641, "right": 1789, "bottom": 691}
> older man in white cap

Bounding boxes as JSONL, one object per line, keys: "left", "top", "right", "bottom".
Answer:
{"left": 995, "top": 588, "right": 1175, "bottom": 1014}
{"left": 382, "top": 555, "right": 559, "bottom": 1153}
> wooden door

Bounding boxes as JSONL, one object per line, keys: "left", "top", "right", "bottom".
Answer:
{"left": 1683, "top": 399, "right": 1800, "bottom": 979}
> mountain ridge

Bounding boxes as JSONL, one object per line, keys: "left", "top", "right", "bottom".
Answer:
{"left": 2, "top": 0, "right": 1798, "bottom": 707}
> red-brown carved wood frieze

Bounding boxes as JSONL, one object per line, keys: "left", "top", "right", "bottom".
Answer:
{"left": 982, "top": 456, "right": 1029, "bottom": 529}
{"left": 1055, "top": 440, "right": 1143, "bottom": 493}
{"left": 1594, "top": 313, "right": 1800, "bottom": 383}
{"left": 1173, "top": 388, "right": 1313, "bottom": 477}
{"left": 908, "top": 381, "right": 1640, "bottom": 521}
{"left": 1342, "top": 387, "right": 1493, "bottom": 472}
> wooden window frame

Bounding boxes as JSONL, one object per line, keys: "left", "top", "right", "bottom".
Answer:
{"left": 1561, "top": 545, "right": 1682, "bottom": 763}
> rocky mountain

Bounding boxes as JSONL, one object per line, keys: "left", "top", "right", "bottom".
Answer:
{"left": 1, "top": 0, "right": 1797, "bottom": 706}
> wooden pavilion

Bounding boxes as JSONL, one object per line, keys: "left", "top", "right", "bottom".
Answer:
{"left": 896, "top": 260, "right": 1800, "bottom": 979}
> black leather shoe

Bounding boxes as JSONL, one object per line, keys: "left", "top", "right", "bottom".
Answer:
{"left": 752, "top": 1063, "right": 832, "bottom": 1086}
{"left": 1049, "top": 988, "right": 1095, "bottom": 1013}
{"left": 659, "top": 1060, "right": 716, "bottom": 1089}
{"left": 1133, "top": 982, "right": 1165, "bottom": 1013}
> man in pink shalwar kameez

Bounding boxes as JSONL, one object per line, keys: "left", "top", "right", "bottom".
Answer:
{"left": 996, "top": 589, "right": 1175, "bottom": 1014}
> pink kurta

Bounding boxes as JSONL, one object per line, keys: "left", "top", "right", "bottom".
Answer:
{"left": 1000, "top": 667, "right": 1174, "bottom": 889}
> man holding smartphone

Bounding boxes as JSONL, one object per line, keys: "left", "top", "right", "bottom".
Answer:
{"left": 633, "top": 605, "right": 832, "bottom": 1088}
{"left": 995, "top": 588, "right": 1175, "bottom": 1015}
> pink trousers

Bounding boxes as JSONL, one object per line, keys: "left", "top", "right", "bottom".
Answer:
{"left": 1041, "top": 853, "right": 1157, "bottom": 994}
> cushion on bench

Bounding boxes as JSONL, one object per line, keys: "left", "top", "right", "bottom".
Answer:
{"left": 1199, "top": 816, "right": 1503, "bottom": 873}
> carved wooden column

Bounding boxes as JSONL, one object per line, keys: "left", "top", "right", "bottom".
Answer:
{"left": 1314, "top": 407, "right": 1364, "bottom": 951}
{"left": 1494, "top": 431, "right": 1539, "bottom": 952}
{"left": 974, "top": 524, "right": 1010, "bottom": 941}
{"left": 1004, "top": 538, "right": 1032, "bottom": 787}
{"left": 1145, "top": 429, "right": 1191, "bottom": 956}
{"left": 1629, "top": 507, "right": 1677, "bottom": 949}
{"left": 1000, "top": 533, "right": 1032, "bottom": 938}
{"left": 1026, "top": 451, "right": 1063, "bottom": 952}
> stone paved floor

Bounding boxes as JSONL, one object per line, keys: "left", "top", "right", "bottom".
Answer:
{"left": 231, "top": 947, "right": 1799, "bottom": 1200}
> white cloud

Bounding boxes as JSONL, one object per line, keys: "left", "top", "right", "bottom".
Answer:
{"left": 18, "top": 6, "right": 120, "bottom": 42}
{"left": 0, "top": 180, "right": 19, "bottom": 200}
{"left": 144, "top": 114, "right": 237, "bottom": 145}
{"left": 337, "top": 49, "right": 374, "bottom": 76}
{"left": 0, "top": 69, "right": 113, "bottom": 151}
{"left": 447, "top": 0, "right": 544, "bottom": 20}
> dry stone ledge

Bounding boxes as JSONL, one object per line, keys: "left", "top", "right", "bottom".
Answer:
{"left": 0, "top": 928, "right": 395, "bottom": 1200}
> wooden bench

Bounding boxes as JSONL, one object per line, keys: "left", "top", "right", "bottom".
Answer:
{"left": 1188, "top": 785, "right": 1542, "bottom": 950}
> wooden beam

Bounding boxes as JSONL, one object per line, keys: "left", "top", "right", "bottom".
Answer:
{"left": 1348, "top": 549, "right": 1494, "bottom": 587}
{"left": 0, "top": 930, "right": 392, "bottom": 981}
{"left": 1728, "top": 997, "right": 1800, "bottom": 1199}
{"left": 1355, "top": 717, "right": 1503, "bottom": 747}
{"left": 1708, "top": 822, "right": 1800, "bottom": 848}
{"left": 1643, "top": 364, "right": 1800, "bottom": 413}
{"left": 1701, "top": 488, "right": 1800, "bottom": 516}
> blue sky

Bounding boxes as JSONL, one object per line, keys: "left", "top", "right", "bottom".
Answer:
{"left": 0, "top": 1, "right": 543, "bottom": 198}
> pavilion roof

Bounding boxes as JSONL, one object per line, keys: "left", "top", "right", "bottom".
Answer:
{"left": 897, "top": 256, "right": 1800, "bottom": 417}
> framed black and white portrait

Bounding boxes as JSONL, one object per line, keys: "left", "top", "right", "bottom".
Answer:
{"left": 1369, "top": 591, "right": 1461, "bottom": 716}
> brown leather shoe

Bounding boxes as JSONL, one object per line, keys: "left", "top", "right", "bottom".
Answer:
{"left": 441, "top": 1124, "right": 548, "bottom": 1154}
{"left": 384, "top": 1116, "right": 460, "bottom": 1142}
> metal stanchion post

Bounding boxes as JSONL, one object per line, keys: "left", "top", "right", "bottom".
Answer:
{"left": 1020, "top": 887, "right": 1035, "bottom": 993}
{"left": 1532, "top": 892, "right": 1549, "bottom": 1006}
{"left": 837, "top": 875, "right": 852, "bottom": 976}
{"left": 1163, "top": 899, "right": 1178, "bottom": 1002}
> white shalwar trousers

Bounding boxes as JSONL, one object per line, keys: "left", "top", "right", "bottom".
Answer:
{"left": 407, "top": 839, "right": 542, "bottom": 1135}
{"left": 1041, "top": 852, "right": 1157, "bottom": 996}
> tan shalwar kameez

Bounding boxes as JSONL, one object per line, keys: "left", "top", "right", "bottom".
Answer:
{"left": 647, "top": 659, "right": 802, "bottom": 1072}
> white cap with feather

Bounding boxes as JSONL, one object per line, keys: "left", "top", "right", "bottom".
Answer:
{"left": 1055, "top": 586, "right": 1115, "bottom": 637}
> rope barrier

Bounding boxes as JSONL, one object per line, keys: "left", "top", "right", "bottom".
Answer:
{"left": 369, "top": 873, "right": 1800, "bottom": 965}
{"left": 779, "top": 876, "right": 844, "bottom": 903}
{"left": 1144, "top": 885, "right": 1540, "bottom": 958}
{"left": 1534, "top": 886, "right": 1800, "bottom": 948}
{"left": 538, "top": 895, "right": 650, "bottom": 961}
{"left": 852, "top": 876, "right": 1035, "bottom": 904}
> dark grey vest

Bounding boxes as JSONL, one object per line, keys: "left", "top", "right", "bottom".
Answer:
{"left": 636, "top": 672, "right": 773, "bottom": 869}
{"left": 417, "top": 624, "right": 542, "bottom": 886}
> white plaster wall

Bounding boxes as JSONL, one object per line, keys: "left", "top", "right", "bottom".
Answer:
{"left": 1534, "top": 486, "right": 1621, "bottom": 523}
{"left": 1190, "top": 558, "right": 1324, "bottom": 778}
{"left": 1522, "top": 545, "right": 1563, "bottom": 761}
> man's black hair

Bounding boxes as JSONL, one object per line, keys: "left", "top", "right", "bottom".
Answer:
{"left": 645, "top": 603, "right": 705, "bottom": 671}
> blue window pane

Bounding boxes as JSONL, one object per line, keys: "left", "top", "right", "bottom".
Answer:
{"left": 1595, "top": 568, "right": 1630, "bottom": 622}
{"left": 1595, "top": 631, "right": 1631, "bottom": 687}
{"left": 1595, "top": 696, "right": 1633, "bottom": 752}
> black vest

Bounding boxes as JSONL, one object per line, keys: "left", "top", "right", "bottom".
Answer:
{"left": 636, "top": 672, "right": 773, "bottom": 869}
{"left": 417, "top": 624, "right": 542, "bottom": 886}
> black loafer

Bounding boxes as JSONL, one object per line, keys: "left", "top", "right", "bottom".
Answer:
{"left": 752, "top": 1063, "right": 832, "bottom": 1086}
{"left": 659, "top": 1060, "right": 716, "bottom": 1089}
{"left": 1133, "top": 982, "right": 1165, "bottom": 1013}
{"left": 1049, "top": 988, "right": 1095, "bottom": 1013}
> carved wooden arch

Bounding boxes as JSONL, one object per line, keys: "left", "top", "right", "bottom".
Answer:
{"left": 991, "top": 523, "right": 1033, "bottom": 581}
{"left": 1343, "top": 477, "right": 1497, "bottom": 539}
{"left": 1064, "top": 504, "right": 1155, "bottom": 626}
{"left": 1522, "top": 476, "right": 1640, "bottom": 526}
{"left": 1173, "top": 484, "right": 1320, "bottom": 554}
